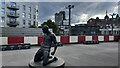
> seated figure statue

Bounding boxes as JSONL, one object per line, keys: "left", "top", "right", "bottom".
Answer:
{"left": 34, "top": 25, "right": 58, "bottom": 66}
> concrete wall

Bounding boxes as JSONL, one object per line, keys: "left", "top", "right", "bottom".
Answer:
{"left": 1, "top": 27, "right": 44, "bottom": 36}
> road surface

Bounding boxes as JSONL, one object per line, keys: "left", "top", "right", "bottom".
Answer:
{"left": 2, "top": 42, "right": 119, "bottom": 67}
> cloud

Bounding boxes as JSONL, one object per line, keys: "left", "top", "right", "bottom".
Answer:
{"left": 80, "top": 14, "right": 88, "bottom": 21}
{"left": 91, "top": 14, "right": 105, "bottom": 19}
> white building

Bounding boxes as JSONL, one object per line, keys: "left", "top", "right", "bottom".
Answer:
{"left": 0, "top": 0, "right": 39, "bottom": 28}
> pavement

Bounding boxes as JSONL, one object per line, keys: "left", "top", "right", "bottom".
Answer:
{"left": 1, "top": 42, "right": 119, "bottom": 66}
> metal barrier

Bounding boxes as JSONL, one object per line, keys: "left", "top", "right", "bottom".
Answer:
{"left": 0, "top": 35, "right": 119, "bottom": 46}
{"left": 1, "top": 43, "right": 30, "bottom": 51}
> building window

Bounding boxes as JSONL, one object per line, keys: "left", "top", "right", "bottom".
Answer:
{"left": 105, "top": 19, "right": 108, "bottom": 21}
{"left": 36, "top": 9, "right": 38, "bottom": 12}
{"left": 23, "top": 19, "right": 26, "bottom": 25}
{"left": 2, "top": 0, "right": 5, "bottom": 2}
{"left": 34, "top": 8, "right": 36, "bottom": 12}
{"left": 22, "top": 12, "right": 26, "bottom": 18}
{"left": 28, "top": 20, "right": 31, "bottom": 25}
{"left": 1, "top": 8, "right": 5, "bottom": 15}
{"left": 1, "top": 17, "right": 5, "bottom": 23}
{"left": 10, "top": 10, "right": 16, "bottom": 15}
{"left": 28, "top": 7, "right": 31, "bottom": 12}
{"left": 2, "top": 0, "right": 5, "bottom": 6}
{"left": 33, "top": 15, "right": 36, "bottom": 19}
{"left": 10, "top": 18, "right": 16, "bottom": 22}
{"left": 28, "top": 14, "right": 31, "bottom": 19}
{"left": 10, "top": 2, "right": 16, "bottom": 7}
{"left": 23, "top": 5, "right": 26, "bottom": 10}
{"left": 2, "top": 2, "right": 5, "bottom": 7}
{"left": 33, "top": 21, "right": 35, "bottom": 25}
{"left": 9, "top": 18, "right": 16, "bottom": 24}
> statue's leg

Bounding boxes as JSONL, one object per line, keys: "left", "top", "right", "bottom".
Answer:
{"left": 34, "top": 48, "right": 43, "bottom": 62}
{"left": 48, "top": 57, "right": 58, "bottom": 64}
{"left": 43, "top": 50, "right": 49, "bottom": 66}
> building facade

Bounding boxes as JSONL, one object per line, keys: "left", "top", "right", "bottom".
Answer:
{"left": 55, "top": 11, "right": 65, "bottom": 26}
{"left": 0, "top": 0, "right": 39, "bottom": 28}
{"left": 70, "top": 24, "right": 100, "bottom": 35}
{"left": 55, "top": 11, "right": 69, "bottom": 35}
{"left": 87, "top": 11, "right": 120, "bottom": 35}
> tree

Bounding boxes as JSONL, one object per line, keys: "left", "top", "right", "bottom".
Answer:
{"left": 41, "top": 19, "right": 59, "bottom": 34}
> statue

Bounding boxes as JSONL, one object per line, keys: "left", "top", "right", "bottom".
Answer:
{"left": 34, "top": 25, "right": 58, "bottom": 66}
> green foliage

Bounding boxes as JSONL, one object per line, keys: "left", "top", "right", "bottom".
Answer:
{"left": 41, "top": 19, "right": 59, "bottom": 34}
{"left": 29, "top": 25, "right": 37, "bottom": 28}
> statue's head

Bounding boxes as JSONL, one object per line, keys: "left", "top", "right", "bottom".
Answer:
{"left": 42, "top": 25, "right": 49, "bottom": 34}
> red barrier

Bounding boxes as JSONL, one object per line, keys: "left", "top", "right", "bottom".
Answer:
{"left": 38, "top": 36, "right": 44, "bottom": 44}
{"left": 60, "top": 36, "right": 69, "bottom": 43}
{"left": 104, "top": 36, "right": 109, "bottom": 41}
{"left": 92, "top": 36, "right": 98, "bottom": 41}
{"left": 114, "top": 35, "right": 119, "bottom": 41}
{"left": 78, "top": 36, "right": 85, "bottom": 43}
{"left": 5, "top": 35, "right": 120, "bottom": 45}
{"left": 8, "top": 36, "right": 24, "bottom": 44}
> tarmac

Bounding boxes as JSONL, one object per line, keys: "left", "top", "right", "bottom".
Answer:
{"left": 1, "top": 42, "right": 119, "bottom": 67}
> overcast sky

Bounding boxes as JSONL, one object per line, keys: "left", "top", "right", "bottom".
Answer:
{"left": 38, "top": 2, "right": 119, "bottom": 25}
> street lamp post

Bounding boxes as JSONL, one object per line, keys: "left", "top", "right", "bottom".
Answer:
{"left": 66, "top": 5, "right": 74, "bottom": 35}
{"left": 110, "top": 13, "right": 116, "bottom": 35}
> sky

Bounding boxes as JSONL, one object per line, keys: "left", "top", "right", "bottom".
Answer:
{"left": 38, "top": 2, "right": 119, "bottom": 25}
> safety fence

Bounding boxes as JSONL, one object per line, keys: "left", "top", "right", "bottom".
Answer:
{"left": 0, "top": 35, "right": 119, "bottom": 45}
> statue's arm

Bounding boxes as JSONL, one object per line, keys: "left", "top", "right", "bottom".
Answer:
{"left": 51, "top": 34, "right": 57, "bottom": 55}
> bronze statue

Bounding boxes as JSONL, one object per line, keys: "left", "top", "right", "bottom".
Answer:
{"left": 34, "top": 25, "right": 58, "bottom": 66}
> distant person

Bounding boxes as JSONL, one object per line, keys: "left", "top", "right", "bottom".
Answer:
{"left": 34, "top": 25, "right": 58, "bottom": 66}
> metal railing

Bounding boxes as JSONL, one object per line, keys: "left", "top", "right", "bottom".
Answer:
{"left": 6, "top": 12, "right": 19, "bottom": 18}
{"left": 7, "top": 4, "right": 19, "bottom": 10}
{"left": 6, "top": 20, "right": 19, "bottom": 27}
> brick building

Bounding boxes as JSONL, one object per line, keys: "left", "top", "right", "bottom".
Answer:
{"left": 87, "top": 11, "right": 120, "bottom": 35}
